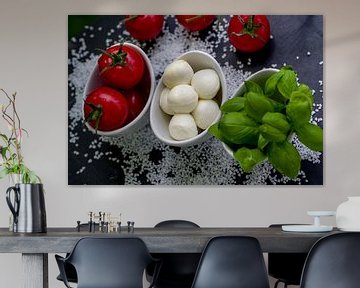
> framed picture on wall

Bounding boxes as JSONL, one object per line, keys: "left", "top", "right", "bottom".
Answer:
{"left": 68, "top": 15, "right": 323, "bottom": 185}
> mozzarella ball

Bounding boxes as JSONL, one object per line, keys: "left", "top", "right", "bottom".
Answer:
{"left": 167, "top": 84, "right": 198, "bottom": 113}
{"left": 191, "top": 69, "right": 220, "bottom": 99}
{"left": 163, "top": 60, "right": 194, "bottom": 88}
{"left": 169, "top": 114, "right": 198, "bottom": 141}
{"left": 159, "top": 87, "right": 175, "bottom": 115}
{"left": 192, "top": 99, "right": 220, "bottom": 130}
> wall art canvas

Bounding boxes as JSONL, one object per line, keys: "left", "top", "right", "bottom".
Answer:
{"left": 68, "top": 15, "right": 323, "bottom": 185}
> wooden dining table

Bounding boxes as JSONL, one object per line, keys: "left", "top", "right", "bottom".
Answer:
{"left": 0, "top": 226, "right": 339, "bottom": 288}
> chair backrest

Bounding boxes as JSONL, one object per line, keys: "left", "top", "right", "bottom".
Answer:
{"left": 150, "top": 220, "right": 201, "bottom": 287}
{"left": 191, "top": 236, "right": 270, "bottom": 288}
{"left": 66, "top": 237, "right": 154, "bottom": 288}
{"left": 300, "top": 232, "right": 360, "bottom": 288}
{"left": 155, "top": 219, "right": 200, "bottom": 228}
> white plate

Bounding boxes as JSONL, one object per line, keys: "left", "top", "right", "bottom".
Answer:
{"left": 282, "top": 225, "right": 333, "bottom": 232}
{"left": 307, "top": 211, "right": 336, "bottom": 217}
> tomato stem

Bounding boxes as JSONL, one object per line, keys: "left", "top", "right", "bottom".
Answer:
{"left": 184, "top": 15, "right": 203, "bottom": 23}
{"left": 123, "top": 15, "right": 138, "bottom": 23}
{"left": 84, "top": 100, "right": 103, "bottom": 133}
{"left": 96, "top": 45, "right": 128, "bottom": 75}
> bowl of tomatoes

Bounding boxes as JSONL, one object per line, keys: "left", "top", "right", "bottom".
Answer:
{"left": 150, "top": 50, "right": 227, "bottom": 147}
{"left": 83, "top": 42, "right": 155, "bottom": 136}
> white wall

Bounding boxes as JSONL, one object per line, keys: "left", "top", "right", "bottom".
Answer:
{"left": 1, "top": 0, "right": 360, "bottom": 287}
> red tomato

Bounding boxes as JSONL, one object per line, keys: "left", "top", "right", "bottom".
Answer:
{"left": 97, "top": 44, "right": 144, "bottom": 90}
{"left": 125, "top": 15, "right": 164, "bottom": 41}
{"left": 84, "top": 87, "right": 129, "bottom": 131}
{"left": 176, "top": 15, "right": 215, "bottom": 32}
{"left": 124, "top": 89, "right": 146, "bottom": 123}
{"left": 228, "top": 15, "right": 270, "bottom": 53}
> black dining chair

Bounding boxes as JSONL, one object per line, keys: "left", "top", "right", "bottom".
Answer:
{"left": 191, "top": 236, "right": 270, "bottom": 288}
{"left": 300, "top": 232, "right": 360, "bottom": 288}
{"left": 55, "top": 237, "right": 161, "bottom": 288}
{"left": 268, "top": 224, "right": 308, "bottom": 288}
{"left": 56, "top": 223, "right": 99, "bottom": 284}
{"left": 146, "top": 220, "right": 201, "bottom": 288}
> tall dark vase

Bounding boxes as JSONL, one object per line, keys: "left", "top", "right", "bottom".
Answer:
{"left": 6, "top": 183, "right": 47, "bottom": 233}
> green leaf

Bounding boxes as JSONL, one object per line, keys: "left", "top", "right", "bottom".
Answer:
{"left": 268, "top": 98, "right": 286, "bottom": 113}
{"left": 245, "top": 92, "right": 274, "bottom": 122}
{"left": 268, "top": 141, "right": 301, "bottom": 179}
{"left": 257, "top": 134, "right": 269, "bottom": 150}
{"left": 209, "top": 122, "right": 232, "bottom": 146}
{"left": 277, "top": 69, "right": 297, "bottom": 99}
{"left": 220, "top": 97, "right": 245, "bottom": 112}
{"left": 0, "top": 133, "right": 9, "bottom": 142}
{"left": 286, "top": 93, "right": 312, "bottom": 128}
{"left": 260, "top": 124, "right": 287, "bottom": 142}
{"left": 0, "top": 168, "right": 9, "bottom": 179}
{"left": 262, "top": 112, "right": 291, "bottom": 134}
{"left": 296, "top": 123, "right": 323, "bottom": 152}
{"left": 219, "top": 112, "right": 259, "bottom": 145}
{"left": 297, "top": 84, "right": 314, "bottom": 106}
{"left": 245, "top": 80, "right": 263, "bottom": 94}
{"left": 233, "top": 147, "right": 266, "bottom": 173}
{"left": 265, "top": 70, "right": 285, "bottom": 96}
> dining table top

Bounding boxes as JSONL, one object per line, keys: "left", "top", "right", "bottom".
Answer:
{"left": 0, "top": 226, "right": 340, "bottom": 254}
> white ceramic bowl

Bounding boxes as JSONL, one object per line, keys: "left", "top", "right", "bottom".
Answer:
{"left": 83, "top": 42, "right": 155, "bottom": 136}
{"left": 150, "top": 50, "right": 227, "bottom": 147}
{"left": 223, "top": 68, "right": 279, "bottom": 156}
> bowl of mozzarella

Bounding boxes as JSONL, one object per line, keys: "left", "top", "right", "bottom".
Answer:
{"left": 150, "top": 50, "right": 227, "bottom": 147}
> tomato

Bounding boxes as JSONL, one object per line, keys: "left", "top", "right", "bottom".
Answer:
{"left": 176, "top": 15, "right": 215, "bottom": 32}
{"left": 124, "top": 89, "right": 146, "bottom": 123}
{"left": 125, "top": 15, "right": 164, "bottom": 41}
{"left": 84, "top": 86, "right": 129, "bottom": 131}
{"left": 97, "top": 44, "right": 144, "bottom": 90}
{"left": 228, "top": 15, "right": 270, "bottom": 53}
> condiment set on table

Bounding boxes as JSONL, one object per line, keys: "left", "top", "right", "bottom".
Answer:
{"left": 76, "top": 211, "right": 135, "bottom": 233}
{"left": 282, "top": 211, "right": 336, "bottom": 232}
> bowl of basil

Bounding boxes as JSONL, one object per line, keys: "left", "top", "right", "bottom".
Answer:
{"left": 209, "top": 66, "right": 323, "bottom": 179}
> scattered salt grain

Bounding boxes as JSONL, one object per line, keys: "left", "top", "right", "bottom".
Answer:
{"left": 307, "top": 51, "right": 311, "bottom": 56}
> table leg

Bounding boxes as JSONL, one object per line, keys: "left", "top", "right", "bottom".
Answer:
{"left": 22, "top": 253, "right": 48, "bottom": 288}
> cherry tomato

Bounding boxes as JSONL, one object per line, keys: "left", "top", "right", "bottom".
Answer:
{"left": 125, "top": 15, "right": 164, "bottom": 41}
{"left": 84, "top": 86, "right": 129, "bottom": 131}
{"left": 124, "top": 89, "right": 146, "bottom": 123}
{"left": 228, "top": 15, "right": 270, "bottom": 53}
{"left": 176, "top": 15, "right": 215, "bottom": 32}
{"left": 97, "top": 44, "right": 144, "bottom": 90}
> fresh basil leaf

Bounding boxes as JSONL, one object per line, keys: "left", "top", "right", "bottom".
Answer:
{"left": 219, "top": 112, "right": 259, "bottom": 145}
{"left": 277, "top": 69, "right": 297, "bottom": 99}
{"left": 257, "top": 134, "right": 269, "bottom": 150}
{"left": 286, "top": 94, "right": 311, "bottom": 128}
{"left": 296, "top": 123, "right": 323, "bottom": 152}
{"left": 260, "top": 124, "right": 287, "bottom": 142}
{"left": 245, "top": 80, "right": 263, "bottom": 94}
{"left": 208, "top": 122, "right": 222, "bottom": 140}
{"left": 245, "top": 92, "right": 274, "bottom": 122}
{"left": 297, "top": 84, "right": 313, "bottom": 105}
{"left": 262, "top": 112, "right": 290, "bottom": 134}
{"left": 268, "top": 141, "right": 301, "bottom": 179}
{"left": 265, "top": 70, "right": 284, "bottom": 96}
{"left": 220, "top": 97, "right": 245, "bottom": 112}
{"left": 233, "top": 147, "right": 266, "bottom": 173}
{"left": 268, "top": 98, "right": 286, "bottom": 112}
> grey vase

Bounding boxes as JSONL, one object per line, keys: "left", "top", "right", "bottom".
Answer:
{"left": 6, "top": 183, "right": 47, "bottom": 233}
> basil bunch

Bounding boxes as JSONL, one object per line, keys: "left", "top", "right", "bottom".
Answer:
{"left": 209, "top": 66, "right": 323, "bottom": 179}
